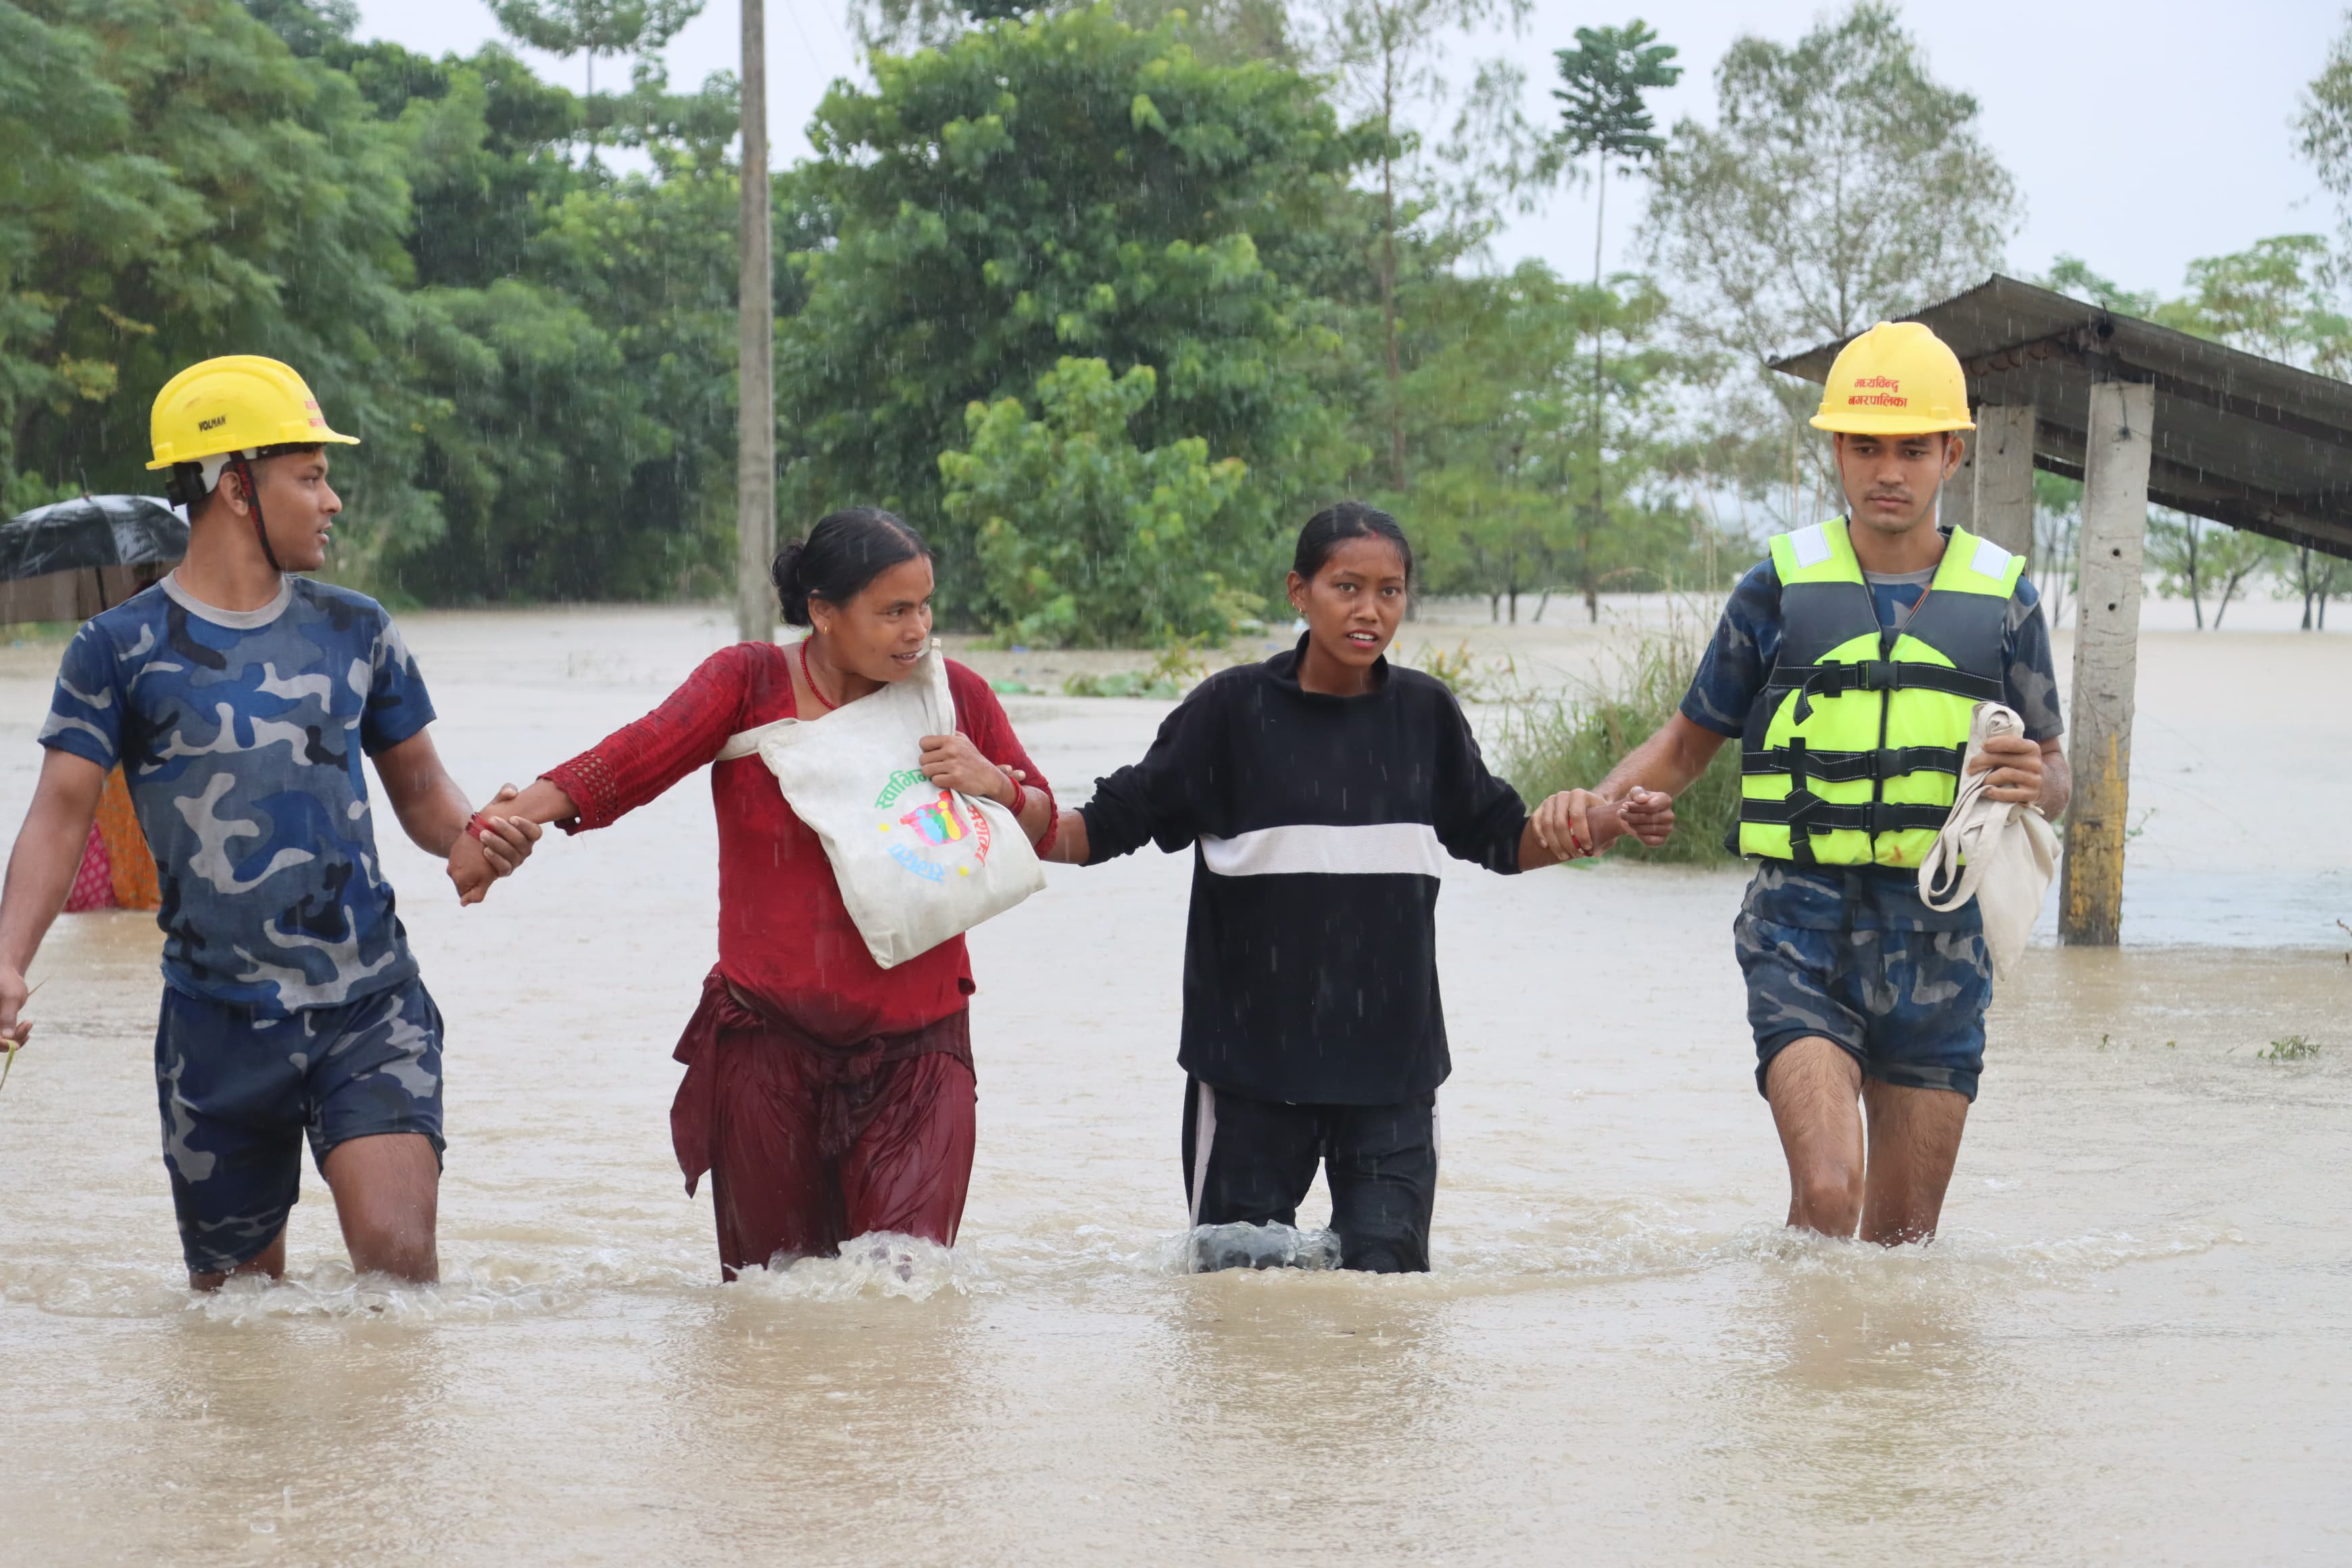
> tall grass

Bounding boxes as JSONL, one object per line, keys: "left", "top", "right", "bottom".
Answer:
{"left": 1494, "top": 622, "right": 1742, "bottom": 867}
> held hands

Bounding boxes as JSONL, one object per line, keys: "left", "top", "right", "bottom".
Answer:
{"left": 918, "top": 733, "right": 1016, "bottom": 806}
{"left": 1967, "top": 735, "right": 2044, "bottom": 805}
{"left": 446, "top": 784, "right": 545, "bottom": 906}
{"left": 1618, "top": 787, "right": 1676, "bottom": 846}
{"left": 1529, "top": 786, "right": 1677, "bottom": 862}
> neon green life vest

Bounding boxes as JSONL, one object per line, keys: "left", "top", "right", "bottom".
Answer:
{"left": 1736, "top": 516, "right": 2026, "bottom": 868}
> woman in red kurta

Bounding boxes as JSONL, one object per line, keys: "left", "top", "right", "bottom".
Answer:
{"left": 470, "top": 510, "right": 1056, "bottom": 1277}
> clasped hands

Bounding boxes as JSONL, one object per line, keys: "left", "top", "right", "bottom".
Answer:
{"left": 447, "top": 784, "right": 544, "bottom": 906}
{"left": 1529, "top": 786, "right": 1677, "bottom": 862}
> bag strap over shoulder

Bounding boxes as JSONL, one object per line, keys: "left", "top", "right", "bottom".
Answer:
{"left": 715, "top": 716, "right": 794, "bottom": 762}
{"left": 923, "top": 637, "right": 958, "bottom": 733}
{"left": 717, "top": 636, "right": 952, "bottom": 761}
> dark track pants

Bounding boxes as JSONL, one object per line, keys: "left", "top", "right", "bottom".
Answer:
{"left": 1180, "top": 1077, "right": 1438, "bottom": 1274}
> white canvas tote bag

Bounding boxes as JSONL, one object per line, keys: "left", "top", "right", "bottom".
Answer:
{"left": 1917, "top": 701, "right": 2059, "bottom": 981}
{"left": 715, "top": 639, "right": 1046, "bottom": 969}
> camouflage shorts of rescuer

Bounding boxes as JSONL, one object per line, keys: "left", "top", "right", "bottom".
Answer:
{"left": 157, "top": 977, "right": 445, "bottom": 1275}
{"left": 1732, "top": 864, "right": 1994, "bottom": 1102}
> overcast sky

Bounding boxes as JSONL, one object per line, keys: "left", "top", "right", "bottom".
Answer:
{"left": 353, "top": 0, "right": 2343, "bottom": 301}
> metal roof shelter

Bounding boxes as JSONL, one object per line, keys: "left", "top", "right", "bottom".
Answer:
{"left": 1771, "top": 273, "right": 2352, "bottom": 560}
{"left": 1771, "top": 274, "right": 2352, "bottom": 948}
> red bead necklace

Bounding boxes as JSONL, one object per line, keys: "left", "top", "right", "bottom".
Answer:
{"left": 798, "top": 637, "right": 840, "bottom": 712}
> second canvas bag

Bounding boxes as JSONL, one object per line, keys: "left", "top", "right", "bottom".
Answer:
{"left": 716, "top": 639, "right": 1046, "bottom": 969}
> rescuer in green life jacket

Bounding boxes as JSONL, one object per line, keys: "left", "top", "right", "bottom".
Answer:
{"left": 1558, "top": 320, "right": 2073, "bottom": 1245}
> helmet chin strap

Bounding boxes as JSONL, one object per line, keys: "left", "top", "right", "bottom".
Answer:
{"left": 228, "top": 454, "right": 283, "bottom": 574}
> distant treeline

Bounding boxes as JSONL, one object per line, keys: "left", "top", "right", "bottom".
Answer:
{"left": 4, "top": 0, "right": 2347, "bottom": 637}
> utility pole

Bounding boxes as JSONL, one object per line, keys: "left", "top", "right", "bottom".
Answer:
{"left": 734, "top": 0, "right": 775, "bottom": 645}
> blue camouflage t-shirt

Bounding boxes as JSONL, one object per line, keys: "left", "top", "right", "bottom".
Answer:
{"left": 1681, "top": 526, "right": 2064, "bottom": 931}
{"left": 40, "top": 574, "right": 435, "bottom": 1014}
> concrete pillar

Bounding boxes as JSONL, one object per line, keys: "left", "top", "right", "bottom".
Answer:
{"left": 1973, "top": 403, "right": 2035, "bottom": 559}
{"left": 2057, "top": 382, "right": 2155, "bottom": 947}
{"left": 1940, "top": 414, "right": 1977, "bottom": 535}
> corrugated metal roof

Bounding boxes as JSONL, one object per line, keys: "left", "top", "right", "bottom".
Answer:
{"left": 1770, "top": 274, "right": 2352, "bottom": 560}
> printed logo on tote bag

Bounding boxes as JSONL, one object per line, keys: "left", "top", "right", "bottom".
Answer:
{"left": 873, "top": 768, "right": 993, "bottom": 883}
{"left": 720, "top": 641, "right": 1045, "bottom": 969}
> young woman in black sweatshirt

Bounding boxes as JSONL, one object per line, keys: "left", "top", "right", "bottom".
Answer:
{"left": 1044, "top": 503, "right": 1667, "bottom": 1272}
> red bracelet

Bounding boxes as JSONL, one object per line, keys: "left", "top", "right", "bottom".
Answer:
{"left": 466, "top": 811, "right": 499, "bottom": 842}
{"left": 1003, "top": 775, "right": 1028, "bottom": 820}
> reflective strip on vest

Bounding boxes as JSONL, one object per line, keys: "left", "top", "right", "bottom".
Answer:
{"left": 1736, "top": 516, "right": 2024, "bottom": 869}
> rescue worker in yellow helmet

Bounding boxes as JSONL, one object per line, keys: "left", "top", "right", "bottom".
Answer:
{"left": 1549, "top": 320, "right": 2072, "bottom": 1246}
{"left": 0, "top": 356, "right": 543, "bottom": 1290}
{"left": 147, "top": 354, "right": 361, "bottom": 573}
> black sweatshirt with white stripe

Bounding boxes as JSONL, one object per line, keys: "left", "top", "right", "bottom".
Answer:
{"left": 1079, "top": 639, "right": 1529, "bottom": 1106}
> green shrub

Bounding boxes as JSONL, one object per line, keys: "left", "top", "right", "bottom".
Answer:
{"left": 2259, "top": 1035, "right": 2321, "bottom": 1061}
{"left": 1494, "top": 625, "right": 1741, "bottom": 866}
{"left": 939, "top": 358, "right": 1263, "bottom": 648}
{"left": 1404, "top": 640, "right": 1492, "bottom": 702}
{"left": 1061, "top": 641, "right": 1210, "bottom": 700}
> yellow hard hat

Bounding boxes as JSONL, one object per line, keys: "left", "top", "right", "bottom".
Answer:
{"left": 145, "top": 355, "right": 359, "bottom": 470}
{"left": 1809, "top": 321, "right": 1974, "bottom": 435}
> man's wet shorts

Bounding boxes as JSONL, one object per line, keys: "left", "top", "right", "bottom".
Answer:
{"left": 1732, "top": 862, "right": 1994, "bottom": 1101}
{"left": 155, "top": 977, "right": 445, "bottom": 1274}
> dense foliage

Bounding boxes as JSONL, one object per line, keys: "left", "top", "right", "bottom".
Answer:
{"left": 939, "top": 355, "right": 1256, "bottom": 645}
{"left": 3, "top": 0, "right": 2345, "bottom": 635}
{"left": 777, "top": 7, "right": 1367, "bottom": 624}
{"left": 2, "top": 0, "right": 775, "bottom": 601}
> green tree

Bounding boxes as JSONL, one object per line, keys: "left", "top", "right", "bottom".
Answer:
{"left": 2145, "top": 510, "right": 2284, "bottom": 629}
{"left": 2282, "top": 543, "right": 2348, "bottom": 630}
{"left": 1306, "top": 0, "right": 1536, "bottom": 484}
{"left": 384, "top": 157, "right": 774, "bottom": 602}
{"left": 1553, "top": 22, "right": 1679, "bottom": 300}
{"left": 489, "top": 0, "right": 705, "bottom": 102}
{"left": 2168, "top": 235, "right": 2352, "bottom": 376}
{"left": 1404, "top": 263, "right": 1698, "bottom": 621}
{"left": 1552, "top": 20, "right": 1678, "bottom": 618}
{"left": 858, "top": 0, "right": 1296, "bottom": 65}
{"left": 2038, "top": 255, "right": 2163, "bottom": 318}
{"left": 939, "top": 356, "right": 1254, "bottom": 645}
{"left": 1641, "top": 2, "right": 2017, "bottom": 523}
{"left": 2030, "top": 471, "right": 2080, "bottom": 629}
{"left": 241, "top": 0, "right": 360, "bottom": 54}
{"left": 316, "top": 32, "right": 770, "bottom": 599}
{"left": 777, "top": 6, "right": 1366, "bottom": 622}
{"left": 2297, "top": 13, "right": 2352, "bottom": 249}
{"left": 1, "top": 0, "right": 423, "bottom": 522}
{"left": 330, "top": 39, "right": 589, "bottom": 290}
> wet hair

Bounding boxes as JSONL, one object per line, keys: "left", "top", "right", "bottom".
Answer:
{"left": 770, "top": 507, "right": 931, "bottom": 627}
{"left": 1293, "top": 501, "right": 1414, "bottom": 586}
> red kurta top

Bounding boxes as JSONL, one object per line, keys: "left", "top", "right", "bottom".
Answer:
{"left": 543, "top": 641, "right": 1054, "bottom": 1048}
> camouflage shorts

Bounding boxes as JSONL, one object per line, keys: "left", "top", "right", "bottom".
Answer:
{"left": 155, "top": 977, "right": 445, "bottom": 1274}
{"left": 1734, "top": 910, "right": 1993, "bottom": 1102}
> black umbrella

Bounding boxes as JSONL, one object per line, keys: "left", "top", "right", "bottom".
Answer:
{"left": 0, "top": 495, "right": 187, "bottom": 624}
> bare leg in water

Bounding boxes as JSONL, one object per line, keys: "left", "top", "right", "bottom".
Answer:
{"left": 190, "top": 1131, "right": 440, "bottom": 1290}
{"left": 1766, "top": 1035, "right": 1969, "bottom": 1244}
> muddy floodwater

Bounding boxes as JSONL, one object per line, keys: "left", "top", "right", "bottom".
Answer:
{"left": 1, "top": 605, "right": 2346, "bottom": 1564}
